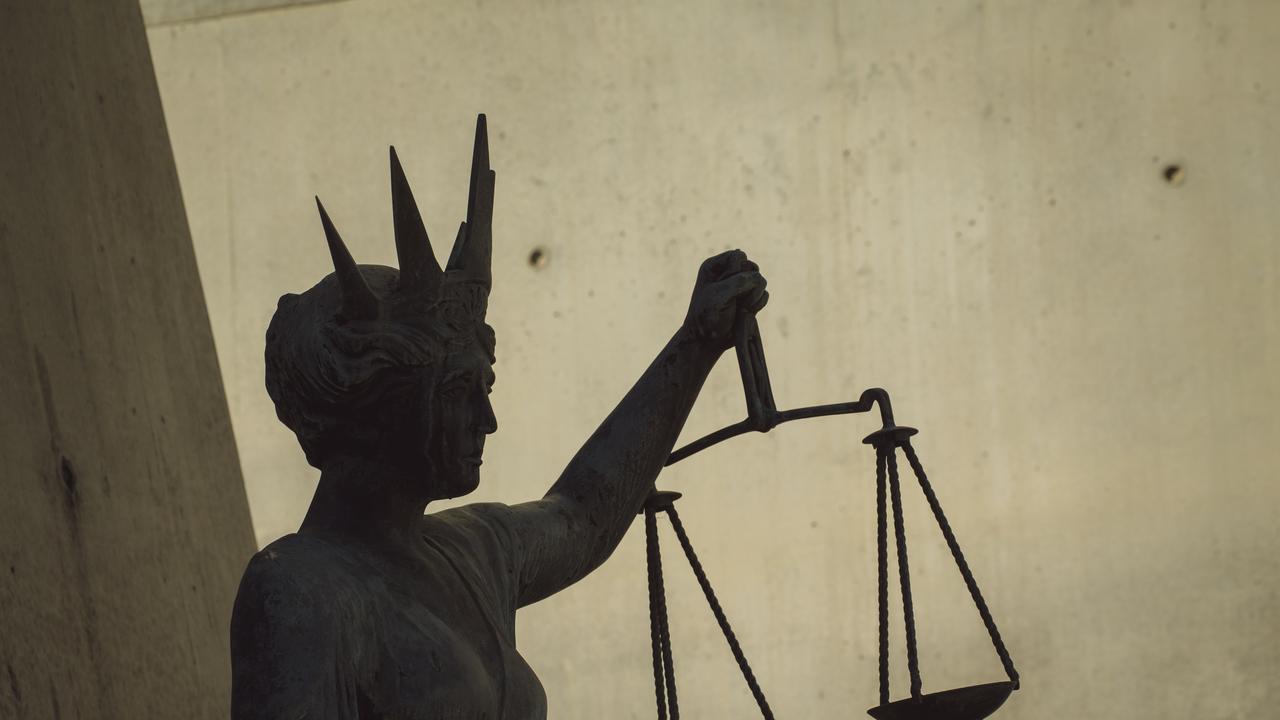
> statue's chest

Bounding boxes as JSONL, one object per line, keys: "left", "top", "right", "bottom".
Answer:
{"left": 353, "top": 555, "right": 543, "bottom": 719}
{"left": 364, "top": 598, "right": 499, "bottom": 718}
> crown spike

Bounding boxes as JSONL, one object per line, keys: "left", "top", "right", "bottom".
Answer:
{"left": 465, "top": 114, "right": 490, "bottom": 225}
{"left": 390, "top": 147, "right": 444, "bottom": 297}
{"left": 447, "top": 114, "right": 494, "bottom": 296}
{"left": 315, "top": 196, "right": 379, "bottom": 321}
{"left": 447, "top": 221, "right": 468, "bottom": 270}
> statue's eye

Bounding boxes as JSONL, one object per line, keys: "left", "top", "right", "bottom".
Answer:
{"left": 439, "top": 382, "right": 466, "bottom": 400}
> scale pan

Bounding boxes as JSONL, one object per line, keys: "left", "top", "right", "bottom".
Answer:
{"left": 866, "top": 681, "right": 1013, "bottom": 720}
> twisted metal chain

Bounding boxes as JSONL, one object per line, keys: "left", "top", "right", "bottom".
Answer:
{"left": 875, "top": 445, "right": 890, "bottom": 706}
{"left": 885, "top": 445, "right": 923, "bottom": 699}
{"left": 645, "top": 508, "right": 679, "bottom": 719}
{"left": 900, "top": 442, "right": 1020, "bottom": 689}
{"left": 665, "top": 506, "right": 776, "bottom": 720}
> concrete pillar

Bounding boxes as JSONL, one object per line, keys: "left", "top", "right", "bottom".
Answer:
{"left": 0, "top": 2, "right": 255, "bottom": 718}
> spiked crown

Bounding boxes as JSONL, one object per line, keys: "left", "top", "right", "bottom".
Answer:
{"left": 315, "top": 114, "right": 495, "bottom": 330}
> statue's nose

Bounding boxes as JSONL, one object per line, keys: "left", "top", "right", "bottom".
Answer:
{"left": 479, "top": 391, "right": 498, "bottom": 434}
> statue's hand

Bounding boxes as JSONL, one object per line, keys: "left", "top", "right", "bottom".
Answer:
{"left": 683, "top": 249, "right": 768, "bottom": 351}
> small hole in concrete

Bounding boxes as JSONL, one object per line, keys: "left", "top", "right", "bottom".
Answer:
{"left": 528, "top": 247, "right": 549, "bottom": 269}
{"left": 1163, "top": 164, "right": 1185, "bottom": 186}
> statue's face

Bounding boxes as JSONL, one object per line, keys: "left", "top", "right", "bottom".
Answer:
{"left": 419, "top": 342, "right": 497, "bottom": 499}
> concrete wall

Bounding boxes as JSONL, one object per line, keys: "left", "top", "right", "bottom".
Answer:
{"left": 0, "top": 1, "right": 256, "bottom": 718}
{"left": 146, "top": 1, "right": 1280, "bottom": 717}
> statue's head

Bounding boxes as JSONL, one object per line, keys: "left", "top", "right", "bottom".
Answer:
{"left": 265, "top": 116, "right": 497, "bottom": 501}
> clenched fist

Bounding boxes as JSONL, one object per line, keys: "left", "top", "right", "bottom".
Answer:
{"left": 682, "top": 249, "right": 768, "bottom": 352}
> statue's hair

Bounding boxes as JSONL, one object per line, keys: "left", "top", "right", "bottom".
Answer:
{"left": 263, "top": 117, "right": 497, "bottom": 467}
{"left": 264, "top": 269, "right": 496, "bottom": 467}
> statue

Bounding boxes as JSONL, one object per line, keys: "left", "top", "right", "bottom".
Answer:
{"left": 229, "top": 115, "right": 768, "bottom": 719}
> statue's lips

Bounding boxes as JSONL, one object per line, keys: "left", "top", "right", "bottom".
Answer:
{"left": 461, "top": 436, "right": 486, "bottom": 466}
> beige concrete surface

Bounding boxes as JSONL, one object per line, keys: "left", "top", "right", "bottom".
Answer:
{"left": 0, "top": 1, "right": 257, "bottom": 717}
{"left": 147, "top": 0, "right": 1280, "bottom": 717}
{"left": 141, "top": 0, "right": 340, "bottom": 26}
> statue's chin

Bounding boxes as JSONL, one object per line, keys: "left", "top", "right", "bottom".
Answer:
{"left": 438, "top": 464, "right": 481, "bottom": 500}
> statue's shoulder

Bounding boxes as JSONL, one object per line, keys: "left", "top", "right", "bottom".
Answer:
{"left": 230, "top": 535, "right": 365, "bottom": 714}
{"left": 420, "top": 502, "right": 519, "bottom": 557}
{"left": 423, "top": 501, "right": 515, "bottom": 531}
{"left": 233, "top": 534, "right": 358, "bottom": 624}
{"left": 245, "top": 532, "right": 348, "bottom": 577}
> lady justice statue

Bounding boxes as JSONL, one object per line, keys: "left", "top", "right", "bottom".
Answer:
{"left": 230, "top": 115, "right": 768, "bottom": 719}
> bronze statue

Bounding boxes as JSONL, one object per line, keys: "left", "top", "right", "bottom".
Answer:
{"left": 230, "top": 115, "right": 768, "bottom": 719}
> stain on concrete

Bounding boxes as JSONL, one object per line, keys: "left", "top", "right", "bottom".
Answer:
{"left": 60, "top": 456, "right": 79, "bottom": 512}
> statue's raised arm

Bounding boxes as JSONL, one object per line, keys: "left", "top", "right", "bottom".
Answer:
{"left": 230, "top": 115, "right": 764, "bottom": 719}
{"left": 496, "top": 249, "right": 767, "bottom": 606}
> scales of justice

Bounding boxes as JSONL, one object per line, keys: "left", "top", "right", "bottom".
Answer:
{"left": 232, "top": 115, "right": 1020, "bottom": 720}
{"left": 642, "top": 311, "right": 1020, "bottom": 720}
